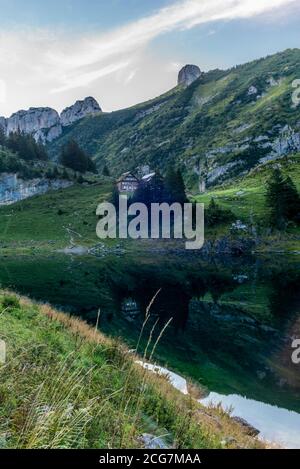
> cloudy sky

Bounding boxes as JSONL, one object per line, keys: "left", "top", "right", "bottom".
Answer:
{"left": 0, "top": 0, "right": 300, "bottom": 117}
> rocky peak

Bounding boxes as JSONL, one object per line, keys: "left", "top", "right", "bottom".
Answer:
{"left": 178, "top": 64, "right": 201, "bottom": 87}
{"left": 5, "top": 107, "right": 62, "bottom": 143}
{"left": 0, "top": 96, "right": 102, "bottom": 143}
{"left": 60, "top": 97, "right": 102, "bottom": 127}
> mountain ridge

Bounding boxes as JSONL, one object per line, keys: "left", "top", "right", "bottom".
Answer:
{"left": 47, "top": 48, "right": 300, "bottom": 189}
{"left": 0, "top": 96, "right": 102, "bottom": 143}
{"left": 2, "top": 48, "right": 300, "bottom": 189}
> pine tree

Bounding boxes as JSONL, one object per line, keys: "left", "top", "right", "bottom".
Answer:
{"left": 266, "top": 169, "right": 300, "bottom": 229}
{"left": 206, "top": 198, "right": 234, "bottom": 226}
{"left": 164, "top": 166, "right": 187, "bottom": 205}
{"left": 59, "top": 140, "right": 95, "bottom": 174}
{"left": 62, "top": 168, "right": 69, "bottom": 180}
{"left": 77, "top": 174, "right": 85, "bottom": 184}
{"left": 6, "top": 131, "right": 48, "bottom": 161}
{"left": 174, "top": 169, "right": 188, "bottom": 205}
{"left": 87, "top": 156, "right": 97, "bottom": 174}
{"left": 0, "top": 125, "right": 6, "bottom": 147}
{"left": 52, "top": 166, "right": 60, "bottom": 179}
{"left": 110, "top": 184, "right": 120, "bottom": 211}
{"left": 284, "top": 176, "right": 300, "bottom": 224}
{"left": 36, "top": 140, "right": 48, "bottom": 161}
{"left": 102, "top": 164, "right": 110, "bottom": 177}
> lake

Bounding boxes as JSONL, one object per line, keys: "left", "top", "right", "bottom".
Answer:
{"left": 0, "top": 251, "right": 299, "bottom": 447}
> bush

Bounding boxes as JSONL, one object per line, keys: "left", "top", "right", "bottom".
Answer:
{"left": 59, "top": 140, "right": 95, "bottom": 174}
{"left": 206, "top": 199, "right": 235, "bottom": 227}
{"left": 1, "top": 295, "right": 20, "bottom": 310}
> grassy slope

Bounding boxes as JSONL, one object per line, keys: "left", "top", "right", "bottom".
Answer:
{"left": 0, "top": 291, "right": 263, "bottom": 449}
{"left": 0, "top": 180, "right": 113, "bottom": 250}
{"left": 0, "top": 156, "right": 299, "bottom": 252}
{"left": 195, "top": 153, "right": 300, "bottom": 251}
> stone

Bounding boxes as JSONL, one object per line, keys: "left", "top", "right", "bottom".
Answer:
{"left": 247, "top": 85, "right": 258, "bottom": 96}
{"left": 232, "top": 416, "right": 260, "bottom": 437}
{"left": 231, "top": 220, "right": 248, "bottom": 231}
{"left": 178, "top": 64, "right": 201, "bottom": 87}
{"left": 60, "top": 97, "right": 101, "bottom": 127}
{"left": 139, "top": 434, "right": 169, "bottom": 449}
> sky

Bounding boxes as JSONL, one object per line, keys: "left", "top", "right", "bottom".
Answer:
{"left": 0, "top": 0, "right": 300, "bottom": 117}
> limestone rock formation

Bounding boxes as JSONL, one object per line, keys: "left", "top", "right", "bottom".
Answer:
{"left": 6, "top": 107, "right": 62, "bottom": 143}
{"left": 178, "top": 64, "right": 201, "bottom": 87}
{"left": 0, "top": 172, "right": 72, "bottom": 205}
{"left": 60, "top": 97, "right": 101, "bottom": 127}
{"left": 0, "top": 96, "right": 102, "bottom": 143}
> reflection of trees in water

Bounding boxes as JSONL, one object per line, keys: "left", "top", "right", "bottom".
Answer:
{"left": 268, "top": 269, "right": 300, "bottom": 325}
{"left": 113, "top": 262, "right": 236, "bottom": 335}
{"left": 1, "top": 254, "right": 300, "bottom": 408}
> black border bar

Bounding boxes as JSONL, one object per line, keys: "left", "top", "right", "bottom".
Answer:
{"left": 0, "top": 449, "right": 298, "bottom": 467}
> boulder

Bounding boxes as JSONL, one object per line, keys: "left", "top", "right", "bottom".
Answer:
{"left": 232, "top": 416, "right": 260, "bottom": 436}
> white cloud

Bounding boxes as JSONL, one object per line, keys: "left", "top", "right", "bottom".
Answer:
{"left": 51, "top": 60, "right": 131, "bottom": 93}
{"left": 0, "top": 0, "right": 297, "bottom": 116}
{"left": 46, "top": 0, "right": 297, "bottom": 86}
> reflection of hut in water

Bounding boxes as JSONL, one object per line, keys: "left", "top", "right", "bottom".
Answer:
{"left": 121, "top": 298, "right": 140, "bottom": 322}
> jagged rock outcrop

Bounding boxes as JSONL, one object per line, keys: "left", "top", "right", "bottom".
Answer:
{"left": 0, "top": 172, "right": 72, "bottom": 205}
{"left": 60, "top": 97, "right": 101, "bottom": 127}
{"left": 0, "top": 96, "right": 102, "bottom": 143}
{"left": 178, "top": 65, "right": 201, "bottom": 87}
{"left": 3, "top": 107, "right": 62, "bottom": 143}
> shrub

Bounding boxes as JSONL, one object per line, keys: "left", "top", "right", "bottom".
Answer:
{"left": 1, "top": 295, "right": 20, "bottom": 310}
{"left": 206, "top": 198, "right": 235, "bottom": 227}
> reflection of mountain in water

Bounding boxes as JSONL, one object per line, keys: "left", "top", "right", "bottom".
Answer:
{"left": 0, "top": 253, "right": 299, "bottom": 412}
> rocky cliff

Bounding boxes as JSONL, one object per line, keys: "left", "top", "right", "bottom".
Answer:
{"left": 0, "top": 172, "right": 72, "bottom": 205}
{"left": 178, "top": 64, "right": 202, "bottom": 87}
{"left": 0, "top": 97, "right": 102, "bottom": 143}
{"left": 5, "top": 107, "right": 62, "bottom": 144}
{"left": 60, "top": 97, "right": 101, "bottom": 127}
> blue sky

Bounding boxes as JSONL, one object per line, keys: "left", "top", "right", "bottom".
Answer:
{"left": 0, "top": 0, "right": 299, "bottom": 116}
{"left": 0, "top": 1, "right": 170, "bottom": 31}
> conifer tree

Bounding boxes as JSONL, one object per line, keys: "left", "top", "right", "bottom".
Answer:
{"left": 164, "top": 166, "right": 187, "bottom": 205}
{"left": 59, "top": 140, "right": 94, "bottom": 174}
{"left": 0, "top": 125, "right": 6, "bottom": 147}
{"left": 266, "top": 168, "right": 300, "bottom": 229}
{"left": 102, "top": 164, "right": 110, "bottom": 177}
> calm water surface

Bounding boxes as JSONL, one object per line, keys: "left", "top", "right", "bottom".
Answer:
{"left": 0, "top": 252, "right": 299, "bottom": 446}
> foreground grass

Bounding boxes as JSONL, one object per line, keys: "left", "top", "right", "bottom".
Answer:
{"left": 0, "top": 291, "right": 263, "bottom": 449}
